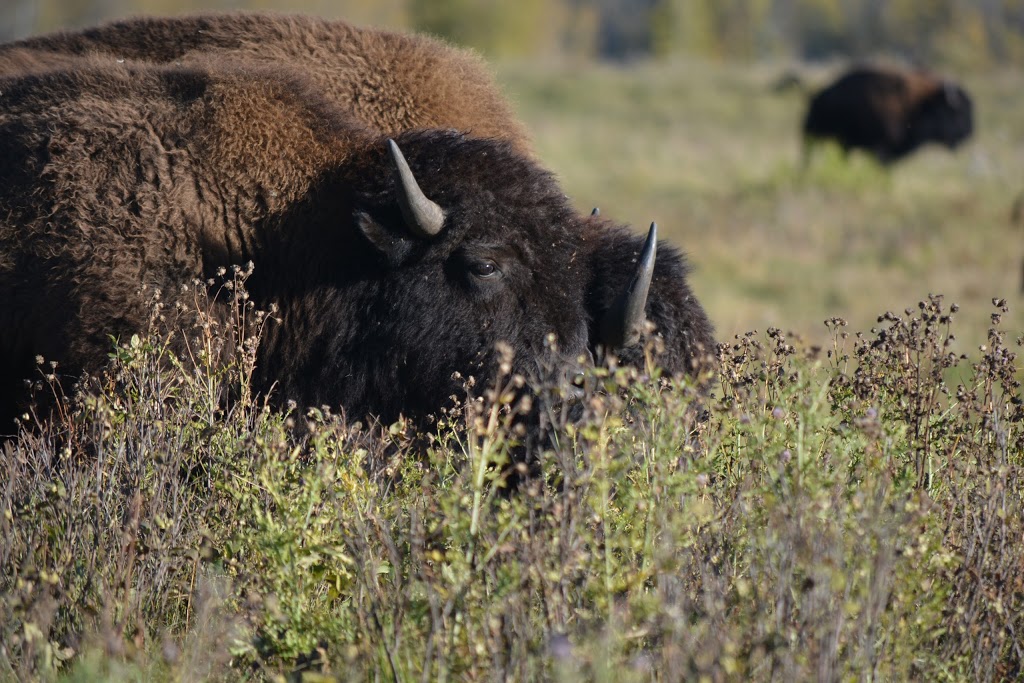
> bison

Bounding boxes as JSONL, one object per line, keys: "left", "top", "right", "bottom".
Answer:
{"left": 0, "top": 14, "right": 716, "bottom": 373}
{"left": 0, "top": 55, "right": 714, "bottom": 429}
{"left": 802, "top": 64, "right": 973, "bottom": 165}
{"left": 0, "top": 14, "right": 716, "bottom": 428}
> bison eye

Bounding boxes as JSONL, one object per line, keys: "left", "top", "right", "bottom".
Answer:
{"left": 470, "top": 260, "right": 500, "bottom": 279}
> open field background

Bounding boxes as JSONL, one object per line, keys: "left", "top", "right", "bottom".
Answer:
{"left": 500, "top": 58, "right": 1024, "bottom": 355}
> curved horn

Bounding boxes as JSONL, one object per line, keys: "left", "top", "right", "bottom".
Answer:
{"left": 600, "top": 222, "right": 657, "bottom": 349}
{"left": 387, "top": 139, "right": 445, "bottom": 238}
{"left": 591, "top": 207, "right": 600, "bottom": 216}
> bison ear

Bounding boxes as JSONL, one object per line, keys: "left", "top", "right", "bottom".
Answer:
{"left": 355, "top": 211, "right": 413, "bottom": 266}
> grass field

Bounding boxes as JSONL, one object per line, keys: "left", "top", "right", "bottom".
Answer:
{"left": 500, "top": 59, "right": 1024, "bottom": 354}
{"left": 1, "top": 59, "right": 1023, "bottom": 682}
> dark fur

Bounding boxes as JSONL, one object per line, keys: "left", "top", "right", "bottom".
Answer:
{"left": 0, "top": 57, "right": 713, "bottom": 428}
{"left": 803, "top": 65, "right": 973, "bottom": 164}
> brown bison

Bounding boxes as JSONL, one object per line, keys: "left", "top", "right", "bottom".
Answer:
{"left": 0, "top": 14, "right": 717, "bottom": 428}
{"left": 0, "top": 13, "right": 716, "bottom": 371}
{"left": 0, "top": 52, "right": 714, "bottom": 428}
{"left": 802, "top": 64, "right": 973, "bottom": 165}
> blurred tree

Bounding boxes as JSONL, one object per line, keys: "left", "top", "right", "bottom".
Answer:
{"left": 22, "top": 0, "right": 406, "bottom": 38}
{"left": 7, "top": 0, "right": 1024, "bottom": 66}
{"left": 561, "top": 0, "right": 601, "bottom": 57}
{"left": 649, "top": 0, "right": 732, "bottom": 59}
{"left": 652, "top": 0, "right": 798, "bottom": 60}
{"left": 886, "top": 0, "right": 955, "bottom": 60}
{"left": 595, "top": 0, "right": 657, "bottom": 60}
{"left": 0, "top": 0, "right": 39, "bottom": 42}
{"left": 842, "top": 0, "right": 886, "bottom": 55}
{"left": 408, "top": 0, "right": 563, "bottom": 57}
{"left": 794, "top": 0, "right": 850, "bottom": 58}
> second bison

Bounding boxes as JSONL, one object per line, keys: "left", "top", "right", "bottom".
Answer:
{"left": 802, "top": 64, "right": 973, "bottom": 164}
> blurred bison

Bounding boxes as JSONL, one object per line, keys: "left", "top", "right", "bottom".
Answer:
{"left": 0, "top": 57, "right": 715, "bottom": 429}
{"left": 802, "top": 65, "right": 973, "bottom": 164}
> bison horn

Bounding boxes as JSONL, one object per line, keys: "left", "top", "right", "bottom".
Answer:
{"left": 591, "top": 207, "right": 600, "bottom": 216}
{"left": 600, "top": 222, "right": 657, "bottom": 349}
{"left": 387, "top": 139, "right": 445, "bottom": 238}
{"left": 943, "top": 80, "right": 958, "bottom": 105}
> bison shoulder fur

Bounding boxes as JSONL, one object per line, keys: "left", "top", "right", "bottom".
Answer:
{"left": 0, "top": 12, "right": 534, "bottom": 156}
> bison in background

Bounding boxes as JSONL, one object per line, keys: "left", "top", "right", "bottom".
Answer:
{"left": 802, "top": 64, "right": 973, "bottom": 165}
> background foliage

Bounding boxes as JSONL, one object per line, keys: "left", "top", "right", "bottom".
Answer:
{"left": 5, "top": 0, "right": 1024, "bottom": 65}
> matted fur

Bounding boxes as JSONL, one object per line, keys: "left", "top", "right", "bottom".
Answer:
{"left": 0, "top": 12, "right": 533, "bottom": 156}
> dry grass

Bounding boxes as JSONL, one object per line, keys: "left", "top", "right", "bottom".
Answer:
{"left": 1, "top": 287, "right": 1022, "bottom": 681}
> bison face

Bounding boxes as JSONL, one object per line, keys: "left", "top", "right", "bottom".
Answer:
{"left": 913, "top": 82, "right": 973, "bottom": 150}
{"left": 265, "top": 131, "right": 597, "bottom": 422}
{"left": 260, "top": 130, "right": 703, "bottom": 423}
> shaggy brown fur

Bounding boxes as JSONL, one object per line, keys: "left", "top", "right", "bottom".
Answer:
{"left": 0, "top": 12, "right": 533, "bottom": 155}
{"left": 0, "top": 59, "right": 362, "bottom": 391}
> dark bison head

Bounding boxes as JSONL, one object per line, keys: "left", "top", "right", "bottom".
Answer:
{"left": 255, "top": 130, "right": 682, "bottom": 423}
{"left": 910, "top": 81, "right": 973, "bottom": 151}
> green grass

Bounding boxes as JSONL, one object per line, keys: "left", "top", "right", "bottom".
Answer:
{"left": 499, "top": 58, "right": 1024, "bottom": 355}
{"left": 2, "top": 291, "right": 1023, "bottom": 681}
{"left": 2, "top": 60, "right": 1024, "bottom": 681}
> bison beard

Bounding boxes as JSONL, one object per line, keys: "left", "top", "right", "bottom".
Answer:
{"left": 0, "top": 57, "right": 715, "bottom": 436}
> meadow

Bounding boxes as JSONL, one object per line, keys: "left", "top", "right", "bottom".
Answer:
{"left": 1, "top": 59, "right": 1023, "bottom": 682}
{"left": 501, "top": 58, "right": 1024, "bottom": 354}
